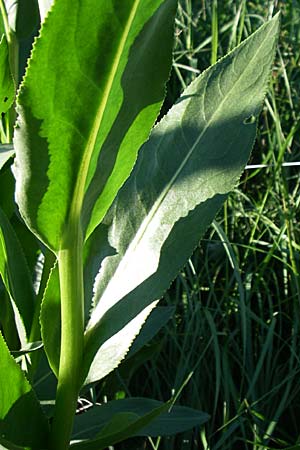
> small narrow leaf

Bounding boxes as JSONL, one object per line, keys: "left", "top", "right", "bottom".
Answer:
{"left": 0, "top": 331, "right": 49, "bottom": 449}
{"left": 0, "top": 207, "right": 35, "bottom": 341}
{"left": 11, "top": 340, "right": 43, "bottom": 357}
{"left": 40, "top": 264, "right": 61, "bottom": 377}
{"left": 13, "top": 0, "right": 177, "bottom": 252}
{"left": 83, "top": 14, "right": 280, "bottom": 383}
{"left": 0, "top": 34, "right": 15, "bottom": 114}
{"left": 0, "top": 163, "right": 15, "bottom": 219}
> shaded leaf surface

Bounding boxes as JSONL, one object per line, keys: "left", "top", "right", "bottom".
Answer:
{"left": 0, "top": 331, "right": 49, "bottom": 449}
{"left": 83, "top": 14, "right": 280, "bottom": 384}
{"left": 71, "top": 400, "right": 171, "bottom": 450}
{"left": 72, "top": 398, "right": 209, "bottom": 440}
{"left": 0, "top": 207, "right": 35, "bottom": 340}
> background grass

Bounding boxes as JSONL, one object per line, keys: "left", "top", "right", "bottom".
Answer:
{"left": 106, "top": 1, "right": 300, "bottom": 449}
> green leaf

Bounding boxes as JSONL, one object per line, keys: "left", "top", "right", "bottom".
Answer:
{"left": 0, "top": 287, "right": 20, "bottom": 350}
{"left": 42, "top": 222, "right": 117, "bottom": 376}
{"left": 0, "top": 163, "right": 15, "bottom": 219}
{"left": 11, "top": 340, "right": 43, "bottom": 357}
{"left": 13, "top": 0, "right": 177, "bottom": 252}
{"left": 0, "top": 206, "right": 35, "bottom": 341}
{"left": 0, "top": 34, "right": 15, "bottom": 114}
{"left": 40, "top": 263, "right": 60, "bottom": 376}
{"left": 70, "top": 399, "right": 171, "bottom": 450}
{"left": 72, "top": 398, "right": 209, "bottom": 441}
{"left": 126, "top": 305, "right": 175, "bottom": 358}
{"left": 83, "top": 13, "right": 280, "bottom": 384}
{"left": 4, "top": 0, "right": 40, "bottom": 39}
{"left": 40, "top": 261, "right": 171, "bottom": 378}
{"left": 0, "top": 331, "right": 49, "bottom": 449}
{"left": 0, "top": 143, "right": 14, "bottom": 170}
{"left": 0, "top": 9, "right": 5, "bottom": 35}
{"left": 86, "top": 299, "right": 158, "bottom": 385}
{"left": 32, "top": 351, "right": 57, "bottom": 418}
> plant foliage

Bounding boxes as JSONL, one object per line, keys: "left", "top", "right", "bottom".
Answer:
{"left": 0, "top": 0, "right": 279, "bottom": 448}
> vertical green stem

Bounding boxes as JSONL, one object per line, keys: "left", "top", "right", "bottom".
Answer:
{"left": 49, "top": 227, "right": 84, "bottom": 450}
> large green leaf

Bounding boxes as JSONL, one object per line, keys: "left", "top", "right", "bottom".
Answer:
{"left": 82, "top": 13, "right": 280, "bottom": 384}
{"left": 0, "top": 34, "right": 15, "bottom": 114}
{"left": 72, "top": 398, "right": 209, "bottom": 441}
{"left": 0, "top": 331, "right": 49, "bottom": 449}
{"left": 13, "top": 0, "right": 177, "bottom": 252}
{"left": 0, "top": 207, "right": 35, "bottom": 341}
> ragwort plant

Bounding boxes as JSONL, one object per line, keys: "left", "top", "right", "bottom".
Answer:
{"left": 0, "top": 1, "right": 279, "bottom": 449}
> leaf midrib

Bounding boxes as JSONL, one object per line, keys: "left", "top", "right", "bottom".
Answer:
{"left": 67, "top": 0, "right": 141, "bottom": 235}
{"left": 88, "top": 17, "right": 276, "bottom": 327}
{"left": 121, "top": 18, "right": 275, "bottom": 253}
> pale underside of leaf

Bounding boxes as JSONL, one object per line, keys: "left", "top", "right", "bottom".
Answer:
{"left": 84, "top": 300, "right": 157, "bottom": 385}
{"left": 0, "top": 144, "right": 14, "bottom": 170}
{"left": 82, "top": 14, "right": 279, "bottom": 384}
{"left": 87, "top": 13, "right": 280, "bottom": 329}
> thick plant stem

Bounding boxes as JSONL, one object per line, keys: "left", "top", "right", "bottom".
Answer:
{"left": 49, "top": 227, "right": 84, "bottom": 450}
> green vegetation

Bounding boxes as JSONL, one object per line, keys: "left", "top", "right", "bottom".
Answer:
{"left": 117, "top": 1, "right": 300, "bottom": 449}
{"left": 0, "top": 1, "right": 298, "bottom": 449}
